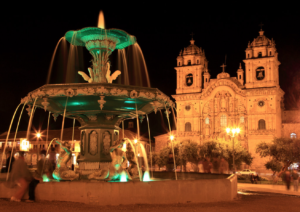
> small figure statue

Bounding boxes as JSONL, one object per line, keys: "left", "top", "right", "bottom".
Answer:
{"left": 88, "top": 138, "right": 137, "bottom": 181}
{"left": 105, "top": 62, "right": 121, "bottom": 83}
{"left": 52, "top": 140, "right": 79, "bottom": 181}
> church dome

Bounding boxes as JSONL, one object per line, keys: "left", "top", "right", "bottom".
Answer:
{"left": 182, "top": 39, "right": 204, "bottom": 56}
{"left": 251, "top": 30, "right": 273, "bottom": 47}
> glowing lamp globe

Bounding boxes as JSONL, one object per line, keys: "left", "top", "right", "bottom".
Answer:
{"left": 226, "top": 128, "right": 230, "bottom": 134}
{"left": 170, "top": 135, "right": 174, "bottom": 141}
{"left": 134, "top": 139, "right": 138, "bottom": 144}
{"left": 236, "top": 128, "right": 240, "bottom": 134}
{"left": 20, "top": 139, "right": 30, "bottom": 152}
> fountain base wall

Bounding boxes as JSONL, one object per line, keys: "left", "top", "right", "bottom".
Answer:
{"left": 0, "top": 174, "right": 237, "bottom": 205}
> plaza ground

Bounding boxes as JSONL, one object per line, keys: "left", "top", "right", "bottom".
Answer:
{"left": 1, "top": 189, "right": 300, "bottom": 212}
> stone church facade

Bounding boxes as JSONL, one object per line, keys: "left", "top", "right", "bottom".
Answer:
{"left": 171, "top": 29, "right": 288, "bottom": 172}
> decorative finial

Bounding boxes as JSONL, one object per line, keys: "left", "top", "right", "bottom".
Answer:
{"left": 220, "top": 63, "right": 226, "bottom": 73}
{"left": 259, "top": 22, "right": 264, "bottom": 31}
{"left": 239, "top": 63, "right": 242, "bottom": 69}
{"left": 190, "top": 32, "right": 195, "bottom": 44}
{"left": 259, "top": 23, "right": 264, "bottom": 36}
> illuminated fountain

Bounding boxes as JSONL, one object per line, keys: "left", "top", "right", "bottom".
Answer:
{"left": 18, "top": 12, "right": 173, "bottom": 181}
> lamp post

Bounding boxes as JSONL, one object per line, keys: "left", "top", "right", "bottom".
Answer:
{"left": 169, "top": 134, "right": 177, "bottom": 180}
{"left": 36, "top": 132, "right": 41, "bottom": 164}
{"left": 226, "top": 127, "right": 240, "bottom": 174}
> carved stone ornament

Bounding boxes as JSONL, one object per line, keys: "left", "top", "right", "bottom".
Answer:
{"left": 81, "top": 131, "right": 86, "bottom": 156}
{"left": 87, "top": 115, "right": 97, "bottom": 121}
{"left": 138, "top": 91, "right": 155, "bottom": 100}
{"left": 89, "top": 131, "right": 98, "bottom": 156}
{"left": 98, "top": 96, "right": 106, "bottom": 110}
{"left": 52, "top": 113, "right": 59, "bottom": 122}
{"left": 139, "top": 115, "right": 145, "bottom": 123}
{"left": 46, "top": 89, "right": 55, "bottom": 96}
{"left": 77, "top": 87, "right": 95, "bottom": 95}
{"left": 66, "top": 88, "right": 75, "bottom": 97}
{"left": 105, "top": 115, "right": 114, "bottom": 121}
{"left": 96, "top": 87, "right": 109, "bottom": 95}
{"left": 26, "top": 105, "right": 32, "bottom": 116}
{"left": 151, "top": 101, "right": 160, "bottom": 114}
{"left": 102, "top": 131, "right": 111, "bottom": 155}
{"left": 130, "top": 90, "right": 138, "bottom": 98}
{"left": 54, "top": 89, "right": 66, "bottom": 96}
{"left": 41, "top": 98, "right": 50, "bottom": 111}
{"left": 110, "top": 88, "right": 128, "bottom": 96}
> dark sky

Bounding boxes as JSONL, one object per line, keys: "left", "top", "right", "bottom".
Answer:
{"left": 0, "top": 5, "right": 299, "bottom": 136}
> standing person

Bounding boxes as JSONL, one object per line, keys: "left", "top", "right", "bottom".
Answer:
{"left": 27, "top": 150, "right": 53, "bottom": 202}
{"left": 9, "top": 151, "right": 32, "bottom": 202}
{"left": 6, "top": 151, "right": 15, "bottom": 173}
{"left": 292, "top": 169, "right": 299, "bottom": 191}
{"left": 283, "top": 170, "right": 292, "bottom": 190}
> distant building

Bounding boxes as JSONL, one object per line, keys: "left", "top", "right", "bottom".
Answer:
{"left": 157, "top": 29, "right": 300, "bottom": 172}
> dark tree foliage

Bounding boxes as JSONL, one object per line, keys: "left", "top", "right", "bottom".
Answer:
{"left": 256, "top": 138, "right": 300, "bottom": 173}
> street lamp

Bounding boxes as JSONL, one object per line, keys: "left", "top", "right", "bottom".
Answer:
{"left": 169, "top": 134, "right": 177, "bottom": 180}
{"left": 226, "top": 127, "right": 240, "bottom": 174}
{"left": 36, "top": 132, "right": 41, "bottom": 162}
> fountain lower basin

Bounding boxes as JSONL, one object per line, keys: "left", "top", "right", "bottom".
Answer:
{"left": 0, "top": 172, "right": 237, "bottom": 205}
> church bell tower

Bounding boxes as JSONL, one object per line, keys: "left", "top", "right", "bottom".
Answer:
{"left": 243, "top": 29, "right": 280, "bottom": 89}
{"left": 175, "top": 39, "right": 208, "bottom": 94}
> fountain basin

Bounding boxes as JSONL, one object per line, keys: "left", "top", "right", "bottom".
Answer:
{"left": 0, "top": 173, "right": 237, "bottom": 205}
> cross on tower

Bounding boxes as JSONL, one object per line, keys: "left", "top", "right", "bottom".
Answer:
{"left": 190, "top": 32, "right": 194, "bottom": 40}
{"left": 220, "top": 63, "right": 226, "bottom": 73}
{"left": 259, "top": 22, "right": 264, "bottom": 30}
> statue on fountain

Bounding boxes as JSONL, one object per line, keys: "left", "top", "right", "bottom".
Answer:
{"left": 78, "top": 62, "right": 121, "bottom": 83}
{"left": 88, "top": 138, "right": 139, "bottom": 181}
{"left": 52, "top": 140, "right": 79, "bottom": 181}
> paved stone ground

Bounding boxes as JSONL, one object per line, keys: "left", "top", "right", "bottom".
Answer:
{"left": 1, "top": 192, "right": 300, "bottom": 212}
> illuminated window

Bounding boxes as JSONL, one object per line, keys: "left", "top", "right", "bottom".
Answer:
{"left": 258, "top": 119, "right": 266, "bottom": 130}
{"left": 188, "top": 60, "right": 191, "bottom": 65}
{"left": 220, "top": 115, "right": 227, "bottom": 127}
{"left": 240, "top": 116, "right": 244, "bottom": 123}
{"left": 185, "top": 122, "right": 191, "bottom": 132}
{"left": 205, "top": 117, "right": 209, "bottom": 124}
{"left": 291, "top": 133, "right": 296, "bottom": 139}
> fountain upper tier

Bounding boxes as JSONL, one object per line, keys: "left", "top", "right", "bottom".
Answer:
{"left": 21, "top": 83, "right": 173, "bottom": 129}
{"left": 65, "top": 27, "right": 136, "bottom": 55}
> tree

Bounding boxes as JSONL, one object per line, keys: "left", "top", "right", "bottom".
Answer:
{"left": 199, "top": 140, "right": 253, "bottom": 171}
{"left": 256, "top": 138, "right": 300, "bottom": 173}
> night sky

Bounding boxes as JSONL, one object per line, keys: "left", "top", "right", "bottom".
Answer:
{"left": 0, "top": 5, "right": 299, "bottom": 137}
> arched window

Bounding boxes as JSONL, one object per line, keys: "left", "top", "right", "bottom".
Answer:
{"left": 179, "top": 62, "right": 181, "bottom": 66}
{"left": 205, "top": 117, "right": 209, "bottom": 124}
{"left": 258, "top": 119, "right": 266, "bottom": 130}
{"left": 188, "top": 60, "right": 191, "bottom": 65}
{"left": 197, "top": 60, "right": 199, "bottom": 64}
{"left": 185, "top": 122, "right": 191, "bottom": 132}
{"left": 248, "top": 54, "right": 250, "bottom": 58}
{"left": 206, "top": 78, "right": 207, "bottom": 82}
{"left": 239, "top": 75, "right": 241, "bottom": 79}
{"left": 258, "top": 52, "right": 262, "bottom": 58}
{"left": 291, "top": 133, "right": 296, "bottom": 139}
{"left": 269, "top": 51, "right": 272, "bottom": 56}
{"left": 220, "top": 115, "right": 227, "bottom": 127}
{"left": 240, "top": 116, "right": 244, "bottom": 123}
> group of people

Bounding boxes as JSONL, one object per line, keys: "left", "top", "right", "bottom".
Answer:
{"left": 281, "top": 169, "right": 299, "bottom": 191}
{"left": 5, "top": 148, "right": 57, "bottom": 202}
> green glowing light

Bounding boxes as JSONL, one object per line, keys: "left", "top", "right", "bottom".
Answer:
{"left": 123, "top": 107, "right": 135, "bottom": 110}
{"left": 120, "top": 171, "right": 127, "bottom": 182}
{"left": 143, "top": 171, "right": 151, "bottom": 182}
{"left": 42, "top": 174, "right": 49, "bottom": 182}
{"left": 124, "top": 100, "right": 135, "bottom": 104}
